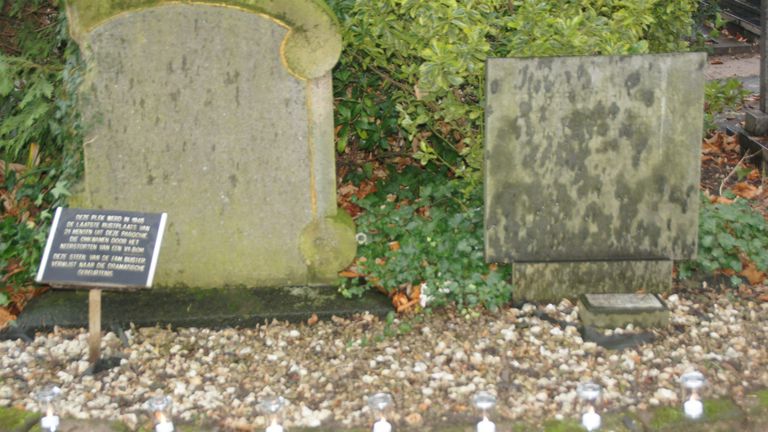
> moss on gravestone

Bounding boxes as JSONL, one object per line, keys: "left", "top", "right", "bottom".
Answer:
{"left": 300, "top": 213, "right": 357, "bottom": 284}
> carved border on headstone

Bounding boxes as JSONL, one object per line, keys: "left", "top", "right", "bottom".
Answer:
{"left": 65, "top": 0, "right": 341, "bottom": 79}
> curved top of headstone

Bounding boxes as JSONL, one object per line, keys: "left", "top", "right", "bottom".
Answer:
{"left": 65, "top": 0, "right": 341, "bottom": 79}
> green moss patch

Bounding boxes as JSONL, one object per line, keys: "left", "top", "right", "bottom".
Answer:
{"left": 542, "top": 419, "right": 585, "bottom": 432}
{"left": 0, "top": 406, "right": 39, "bottom": 432}
{"left": 757, "top": 390, "right": 768, "bottom": 407}
{"left": 649, "top": 398, "right": 745, "bottom": 431}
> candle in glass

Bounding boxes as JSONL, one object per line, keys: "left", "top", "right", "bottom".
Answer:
{"left": 259, "top": 395, "right": 287, "bottom": 432}
{"left": 368, "top": 392, "right": 394, "bottom": 432}
{"left": 577, "top": 382, "right": 602, "bottom": 431}
{"left": 472, "top": 391, "right": 496, "bottom": 432}
{"left": 36, "top": 384, "right": 61, "bottom": 432}
{"left": 680, "top": 371, "right": 706, "bottom": 420}
{"left": 147, "top": 395, "right": 174, "bottom": 432}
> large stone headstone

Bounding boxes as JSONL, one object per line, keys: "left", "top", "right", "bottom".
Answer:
{"left": 66, "top": 1, "right": 355, "bottom": 288}
{"left": 484, "top": 53, "right": 705, "bottom": 300}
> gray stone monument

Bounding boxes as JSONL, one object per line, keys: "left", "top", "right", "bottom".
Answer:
{"left": 484, "top": 53, "right": 705, "bottom": 301}
{"left": 66, "top": 0, "right": 355, "bottom": 288}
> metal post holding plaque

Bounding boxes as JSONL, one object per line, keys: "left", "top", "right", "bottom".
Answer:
{"left": 36, "top": 208, "right": 167, "bottom": 365}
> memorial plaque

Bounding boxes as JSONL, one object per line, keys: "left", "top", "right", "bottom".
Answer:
{"left": 36, "top": 208, "right": 167, "bottom": 289}
{"left": 578, "top": 293, "right": 669, "bottom": 329}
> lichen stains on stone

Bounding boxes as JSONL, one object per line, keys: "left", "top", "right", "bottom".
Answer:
{"left": 494, "top": 115, "right": 521, "bottom": 143}
{"left": 625, "top": 70, "right": 641, "bottom": 94}
{"left": 519, "top": 101, "right": 532, "bottom": 116}
{"left": 640, "top": 88, "right": 655, "bottom": 107}
{"left": 224, "top": 70, "right": 240, "bottom": 85}
{"left": 490, "top": 79, "right": 500, "bottom": 94}
{"left": 607, "top": 102, "right": 620, "bottom": 119}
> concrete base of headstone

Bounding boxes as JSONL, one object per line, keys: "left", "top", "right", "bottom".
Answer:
{"left": 578, "top": 293, "right": 669, "bottom": 329}
{"left": 744, "top": 109, "right": 768, "bottom": 136}
{"left": 0, "top": 286, "right": 391, "bottom": 339}
{"left": 736, "top": 127, "right": 768, "bottom": 173}
{"left": 512, "top": 260, "right": 672, "bottom": 302}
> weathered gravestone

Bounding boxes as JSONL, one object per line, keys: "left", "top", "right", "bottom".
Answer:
{"left": 485, "top": 53, "right": 706, "bottom": 301}
{"left": 66, "top": 1, "right": 355, "bottom": 288}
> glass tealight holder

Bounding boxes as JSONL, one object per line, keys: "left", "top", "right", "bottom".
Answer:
{"left": 259, "top": 395, "right": 287, "bottom": 432}
{"left": 368, "top": 392, "right": 394, "bottom": 432}
{"left": 680, "top": 371, "right": 706, "bottom": 420}
{"left": 472, "top": 390, "right": 497, "bottom": 432}
{"left": 147, "top": 395, "right": 174, "bottom": 432}
{"left": 577, "top": 382, "right": 602, "bottom": 431}
{"left": 36, "top": 384, "right": 61, "bottom": 432}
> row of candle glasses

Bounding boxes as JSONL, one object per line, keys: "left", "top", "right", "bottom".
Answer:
{"left": 34, "top": 370, "right": 707, "bottom": 431}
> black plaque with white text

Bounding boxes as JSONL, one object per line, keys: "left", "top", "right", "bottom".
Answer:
{"left": 36, "top": 208, "right": 167, "bottom": 288}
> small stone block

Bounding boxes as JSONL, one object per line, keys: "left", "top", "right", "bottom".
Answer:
{"left": 744, "top": 108, "right": 768, "bottom": 136}
{"left": 578, "top": 293, "right": 669, "bottom": 329}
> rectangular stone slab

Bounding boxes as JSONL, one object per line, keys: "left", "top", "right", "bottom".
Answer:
{"left": 581, "top": 293, "right": 666, "bottom": 312}
{"left": 485, "top": 53, "right": 705, "bottom": 263}
{"left": 578, "top": 293, "right": 669, "bottom": 329}
{"left": 512, "top": 260, "right": 672, "bottom": 302}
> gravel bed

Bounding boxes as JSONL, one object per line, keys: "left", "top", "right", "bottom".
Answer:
{"left": 1, "top": 290, "right": 767, "bottom": 430}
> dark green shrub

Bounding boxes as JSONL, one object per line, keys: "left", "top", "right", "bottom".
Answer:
{"left": 329, "top": 0, "right": 700, "bottom": 185}
{"left": 0, "top": 1, "right": 82, "bottom": 303}
{"left": 679, "top": 195, "right": 768, "bottom": 285}
{"left": 341, "top": 168, "right": 513, "bottom": 311}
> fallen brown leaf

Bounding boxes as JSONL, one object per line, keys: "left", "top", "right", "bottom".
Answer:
{"left": 409, "top": 283, "right": 421, "bottom": 301}
{"left": 709, "top": 195, "right": 734, "bottom": 205}
{"left": 392, "top": 291, "right": 409, "bottom": 310}
{"left": 396, "top": 298, "right": 419, "bottom": 313}
{"left": 702, "top": 139, "right": 721, "bottom": 155}
{"left": 307, "top": 313, "right": 319, "bottom": 326}
{"left": 740, "top": 259, "right": 767, "bottom": 285}
{"left": 337, "top": 182, "right": 357, "bottom": 196}
{"left": 0, "top": 307, "right": 15, "bottom": 331}
{"left": 355, "top": 180, "right": 377, "bottom": 200}
{"left": 732, "top": 182, "right": 761, "bottom": 199}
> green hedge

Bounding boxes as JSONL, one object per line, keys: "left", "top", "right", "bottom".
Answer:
{"left": 329, "top": 0, "right": 699, "bottom": 186}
